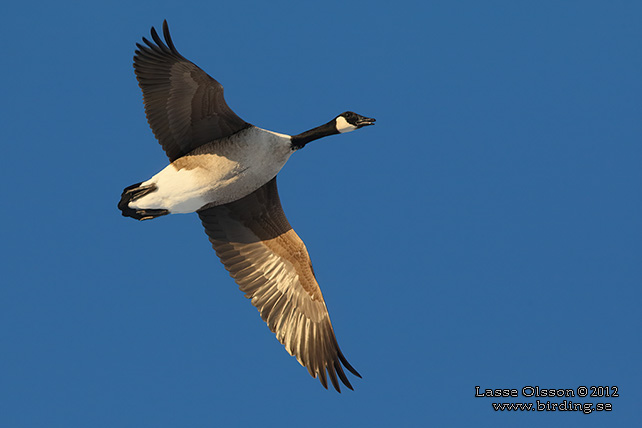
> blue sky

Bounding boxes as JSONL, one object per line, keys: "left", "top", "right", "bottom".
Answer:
{"left": 1, "top": 1, "right": 640, "bottom": 427}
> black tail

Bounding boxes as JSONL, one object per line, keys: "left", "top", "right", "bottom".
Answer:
{"left": 118, "top": 182, "right": 169, "bottom": 221}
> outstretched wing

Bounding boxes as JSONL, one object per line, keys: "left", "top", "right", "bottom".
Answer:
{"left": 134, "top": 20, "right": 249, "bottom": 162}
{"left": 197, "top": 179, "right": 360, "bottom": 392}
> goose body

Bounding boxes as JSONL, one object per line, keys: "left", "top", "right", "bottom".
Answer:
{"left": 119, "top": 21, "right": 375, "bottom": 392}
{"left": 128, "top": 127, "right": 292, "bottom": 214}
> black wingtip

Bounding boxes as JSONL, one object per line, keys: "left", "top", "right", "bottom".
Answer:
{"left": 141, "top": 36, "right": 153, "bottom": 48}
{"left": 149, "top": 25, "right": 164, "bottom": 49}
{"left": 162, "top": 20, "right": 170, "bottom": 39}
{"left": 142, "top": 20, "right": 182, "bottom": 58}
{"left": 162, "top": 20, "right": 179, "bottom": 55}
{"left": 337, "top": 347, "right": 362, "bottom": 378}
{"left": 319, "top": 375, "right": 329, "bottom": 390}
{"left": 327, "top": 364, "right": 341, "bottom": 392}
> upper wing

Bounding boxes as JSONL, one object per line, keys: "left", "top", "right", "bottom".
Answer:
{"left": 197, "top": 178, "right": 361, "bottom": 392}
{"left": 134, "top": 21, "right": 249, "bottom": 162}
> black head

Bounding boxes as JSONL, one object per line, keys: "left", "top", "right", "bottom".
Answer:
{"left": 335, "top": 111, "right": 376, "bottom": 133}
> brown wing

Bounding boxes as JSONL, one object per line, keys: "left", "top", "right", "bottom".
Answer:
{"left": 134, "top": 21, "right": 249, "bottom": 162}
{"left": 197, "top": 178, "right": 360, "bottom": 392}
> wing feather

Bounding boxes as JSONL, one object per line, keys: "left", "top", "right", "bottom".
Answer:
{"left": 133, "top": 21, "right": 249, "bottom": 161}
{"left": 198, "top": 178, "right": 360, "bottom": 391}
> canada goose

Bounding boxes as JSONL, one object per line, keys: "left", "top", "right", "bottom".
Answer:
{"left": 118, "top": 21, "right": 375, "bottom": 392}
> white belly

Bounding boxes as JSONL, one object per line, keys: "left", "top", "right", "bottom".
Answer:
{"left": 129, "top": 127, "right": 292, "bottom": 214}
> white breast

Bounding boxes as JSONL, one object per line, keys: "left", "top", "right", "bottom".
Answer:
{"left": 129, "top": 127, "right": 293, "bottom": 214}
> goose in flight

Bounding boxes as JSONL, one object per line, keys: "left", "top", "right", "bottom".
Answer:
{"left": 118, "top": 21, "right": 375, "bottom": 392}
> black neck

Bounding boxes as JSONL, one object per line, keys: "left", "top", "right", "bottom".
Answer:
{"left": 290, "top": 121, "right": 339, "bottom": 150}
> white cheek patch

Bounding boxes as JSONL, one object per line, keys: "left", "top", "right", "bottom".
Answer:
{"left": 335, "top": 116, "right": 358, "bottom": 133}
